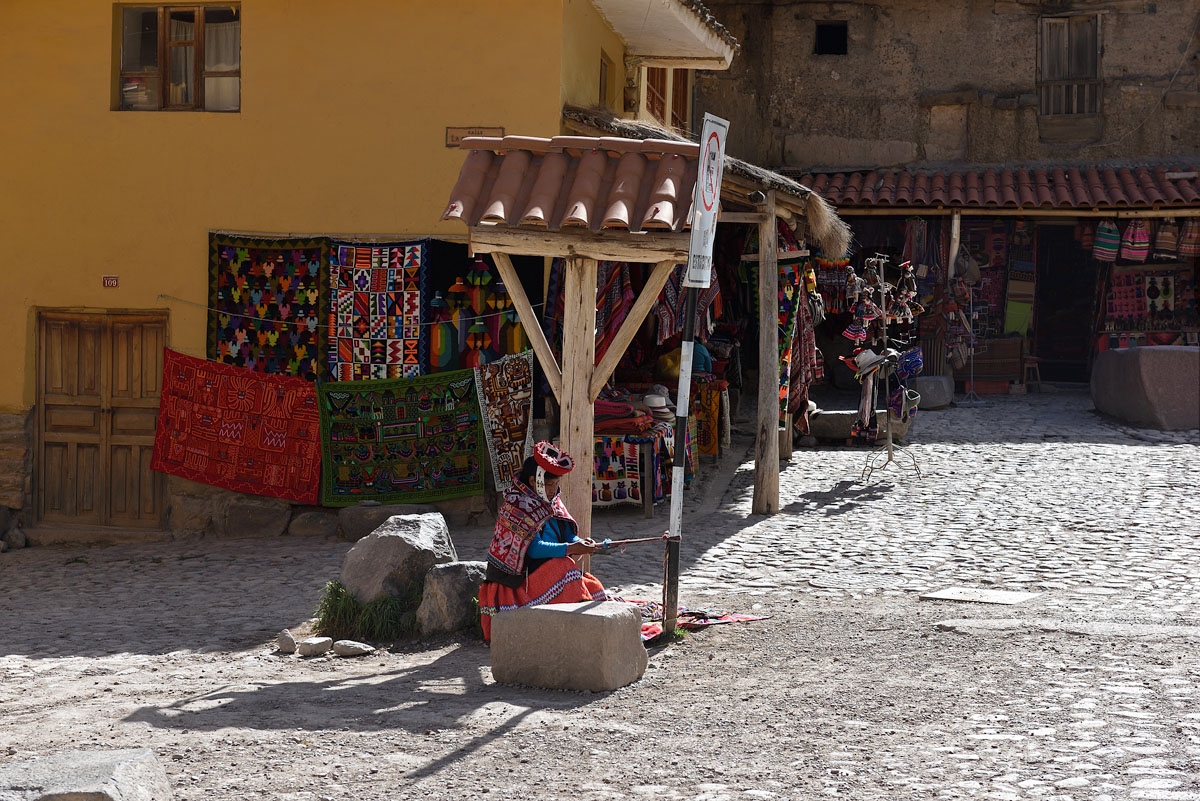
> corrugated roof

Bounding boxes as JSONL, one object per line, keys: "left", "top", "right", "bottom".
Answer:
{"left": 441, "top": 135, "right": 702, "bottom": 233}
{"left": 786, "top": 165, "right": 1200, "bottom": 210}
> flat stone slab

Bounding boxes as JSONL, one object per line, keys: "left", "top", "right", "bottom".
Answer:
{"left": 1091, "top": 346, "right": 1200, "bottom": 430}
{"left": 491, "top": 601, "right": 647, "bottom": 692}
{"left": 920, "top": 587, "right": 1042, "bottom": 605}
{"left": 936, "top": 618, "right": 1200, "bottom": 640}
{"left": 808, "top": 409, "right": 913, "bottom": 441}
{"left": 0, "top": 748, "right": 173, "bottom": 801}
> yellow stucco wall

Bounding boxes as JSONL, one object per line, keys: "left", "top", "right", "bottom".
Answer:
{"left": 0, "top": 0, "right": 574, "bottom": 412}
{"left": 560, "top": 0, "right": 624, "bottom": 113}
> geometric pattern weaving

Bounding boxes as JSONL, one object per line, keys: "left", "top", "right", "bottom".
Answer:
{"left": 328, "top": 239, "right": 430, "bottom": 381}
{"left": 317, "top": 369, "right": 485, "bottom": 506}
{"left": 151, "top": 348, "right": 321, "bottom": 504}
{"left": 473, "top": 350, "right": 534, "bottom": 492}
{"left": 207, "top": 233, "right": 329, "bottom": 381}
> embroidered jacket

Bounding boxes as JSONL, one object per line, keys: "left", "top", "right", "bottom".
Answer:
{"left": 487, "top": 480, "right": 578, "bottom": 579}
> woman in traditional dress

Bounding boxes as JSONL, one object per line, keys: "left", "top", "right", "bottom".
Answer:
{"left": 478, "top": 441, "right": 608, "bottom": 641}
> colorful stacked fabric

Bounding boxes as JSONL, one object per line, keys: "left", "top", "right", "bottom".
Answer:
{"left": 317, "top": 369, "right": 485, "bottom": 505}
{"left": 473, "top": 351, "right": 534, "bottom": 492}
{"left": 328, "top": 239, "right": 430, "bottom": 380}
{"left": 151, "top": 348, "right": 321, "bottom": 503}
{"left": 208, "top": 234, "right": 329, "bottom": 380}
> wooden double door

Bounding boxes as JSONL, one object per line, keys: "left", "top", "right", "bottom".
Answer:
{"left": 37, "top": 311, "right": 167, "bottom": 529}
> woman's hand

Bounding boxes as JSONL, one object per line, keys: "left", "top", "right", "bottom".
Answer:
{"left": 566, "top": 538, "right": 600, "bottom": 555}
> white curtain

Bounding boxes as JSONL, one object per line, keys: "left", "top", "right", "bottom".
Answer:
{"left": 166, "top": 20, "right": 240, "bottom": 110}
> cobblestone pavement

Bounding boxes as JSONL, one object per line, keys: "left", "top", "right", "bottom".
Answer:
{"left": 0, "top": 388, "right": 1198, "bottom": 801}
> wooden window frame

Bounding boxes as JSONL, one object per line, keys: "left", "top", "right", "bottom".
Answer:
{"left": 646, "top": 66, "right": 667, "bottom": 123}
{"left": 1037, "top": 13, "right": 1102, "bottom": 118}
{"left": 670, "top": 68, "right": 690, "bottom": 133}
{"left": 117, "top": 4, "right": 240, "bottom": 112}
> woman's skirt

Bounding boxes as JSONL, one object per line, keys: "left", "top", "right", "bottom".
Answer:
{"left": 478, "top": 557, "right": 608, "bottom": 642}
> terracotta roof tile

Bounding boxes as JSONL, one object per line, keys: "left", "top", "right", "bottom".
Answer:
{"left": 786, "top": 164, "right": 1200, "bottom": 210}
{"left": 443, "top": 135, "right": 701, "bottom": 233}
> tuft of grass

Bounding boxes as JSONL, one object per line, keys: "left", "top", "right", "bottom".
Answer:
{"left": 313, "top": 579, "right": 424, "bottom": 643}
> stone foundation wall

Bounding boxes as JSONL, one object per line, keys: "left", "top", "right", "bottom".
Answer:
{"left": 0, "top": 409, "right": 33, "bottom": 527}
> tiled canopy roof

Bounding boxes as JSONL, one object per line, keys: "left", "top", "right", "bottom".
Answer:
{"left": 442, "top": 135, "right": 702, "bottom": 233}
{"left": 788, "top": 166, "right": 1200, "bottom": 209}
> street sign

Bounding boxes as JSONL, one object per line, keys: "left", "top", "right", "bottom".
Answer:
{"left": 683, "top": 113, "right": 729, "bottom": 289}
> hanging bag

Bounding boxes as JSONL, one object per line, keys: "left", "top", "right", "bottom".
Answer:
{"left": 1092, "top": 219, "right": 1120, "bottom": 262}
{"left": 1119, "top": 219, "right": 1150, "bottom": 262}
{"left": 1154, "top": 219, "right": 1179, "bottom": 258}
{"left": 1179, "top": 219, "right": 1200, "bottom": 258}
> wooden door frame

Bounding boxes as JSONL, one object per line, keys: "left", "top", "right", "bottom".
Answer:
{"left": 34, "top": 308, "right": 169, "bottom": 535}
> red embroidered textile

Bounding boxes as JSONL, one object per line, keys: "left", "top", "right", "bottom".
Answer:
{"left": 487, "top": 480, "right": 576, "bottom": 576}
{"left": 151, "top": 348, "right": 321, "bottom": 504}
{"left": 478, "top": 557, "right": 608, "bottom": 641}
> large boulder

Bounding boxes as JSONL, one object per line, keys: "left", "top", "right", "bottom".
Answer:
{"left": 491, "top": 601, "right": 648, "bottom": 692}
{"left": 1091, "top": 346, "right": 1200, "bottom": 430}
{"left": 339, "top": 513, "right": 456, "bottom": 604}
{"left": 0, "top": 748, "right": 173, "bottom": 801}
{"left": 417, "top": 561, "right": 487, "bottom": 636}
{"left": 907, "top": 375, "right": 953, "bottom": 410}
{"left": 336, "top": 503, "right": 439, "bottom": 542}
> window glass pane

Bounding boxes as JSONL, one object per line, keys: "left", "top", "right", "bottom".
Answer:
{"left": 204, "top": 8, "right": 241, "bottom": 71}
{"left": 119, "top": 75, "right": 161, "bottom": 110}
{"left": 121, "top": 8, "right": 158, "bottom": 71}
{"left": 169, "top": 9, "right": 195, "bottom": 41}
{"left": 168, "top": 45, "right": 194, "bottom": 105}
{"left": 204, "top": 76, "right": 240, "bottom": 111}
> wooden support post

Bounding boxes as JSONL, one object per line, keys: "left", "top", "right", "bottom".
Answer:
{"left": 753, "top": 191, "right": 780, "bottom": 515}
{"left": 559, "top": 256, "right": 598, "bottom": 542}
{"left": 589, "top": 259, "right": 677, "bottom": 400}
{"left": 780, "top": 411, "right": 793, "bottom": 460}
{"left": 491, "top": 251, "right": 562, "bottom": 402}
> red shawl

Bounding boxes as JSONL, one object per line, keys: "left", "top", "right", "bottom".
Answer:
{"left": 487, "top": 480, "right": 578, "bottom": 577}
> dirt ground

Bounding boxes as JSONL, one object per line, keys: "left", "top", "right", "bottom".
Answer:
{"left": 3, "top": 393, "right": 1199, "bottom": 800}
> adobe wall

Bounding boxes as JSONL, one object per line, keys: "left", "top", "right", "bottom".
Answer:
{"left": 695, "top": 0, "right": 1200, "bottom": 169}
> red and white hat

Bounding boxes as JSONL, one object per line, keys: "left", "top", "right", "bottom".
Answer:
{"left": 533, "top": 441, "right": 574, "bottom": 475}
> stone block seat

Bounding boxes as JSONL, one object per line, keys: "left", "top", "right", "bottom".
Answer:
{"left": 490, "top": 601, "right": 647, "bottom": 692}
{"left": 1091, "top": 346, "right": 1200, "bottom": 431}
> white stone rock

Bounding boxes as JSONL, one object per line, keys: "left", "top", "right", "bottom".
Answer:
{"left": 336, "top": 503, "right": 438, "bottom": 542}
{"left": 332, "top": 640, "right": 376, "bottom": 656}
{"left": 338, "top": 513, "right": 456, "bottom": 604}
{"left": 416, "top": 561, "right": 486, "bottom": 636}
{"left": 297, "top": 636, "right": 332, "bottom": 657}
{"left": 491, "top": 601, "right": 647, "bottom": 692}
{"left": 276, "top": 629, "right": 297, "bottom": 654}
{"left": 0, "top": 747, "right": 173, "bottom": 800}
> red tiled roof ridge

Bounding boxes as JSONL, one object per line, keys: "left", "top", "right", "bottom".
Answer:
{"left": 779, "top": 163, "right": 1200, "bottom": 210}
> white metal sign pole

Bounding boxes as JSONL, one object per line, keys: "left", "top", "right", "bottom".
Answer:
{"left": 663, "top": 113, "right": 728, "bottom": 636}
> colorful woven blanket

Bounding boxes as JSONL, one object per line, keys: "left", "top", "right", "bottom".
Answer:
{"left": 316, "top": 369, "right": 485, "bottom": 506}
{"left": 151, "top": 348, "right": 321, "bottom": 504}
{"left": 208, "top": 234, "right": 328, "bottom": 380}
{"left": 592, "top": 435, "right": 644, "bottom": 507}
{"left": 328, "top": 239, "right": 430, "bottom": 381}
{"left": 473, "top": 351, "right": 534, "bottom": 492}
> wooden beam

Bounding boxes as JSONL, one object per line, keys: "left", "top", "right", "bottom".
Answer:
{"left": 559, "top": 256, "right": 599, "bottom": 542}
{"left": 588, "top": 259, "right": 678, "bottom": 400}
{"left": 719, "top": 212, "right": 769, "bottom": 224}
{"left": 753, "top": 191, "right": 780, "bottom": 515}
{"left": 471, "top": 225, "right": 691, "bottom": 263}
{"left": 491, "top": 252, "right": 562, "bottom": 403}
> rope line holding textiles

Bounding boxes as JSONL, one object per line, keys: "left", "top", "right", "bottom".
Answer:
{"left": 157, "top": 294, "right": 544, "bottom": 329}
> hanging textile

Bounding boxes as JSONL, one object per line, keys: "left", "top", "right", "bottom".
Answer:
{"left": 208, "top": 233, "right": 329, "bottom": 380}
{"left": 317, "top": 369, "right": 485, "bottom": 506}
{"left": 592, "top": 436, "right": 644, "bottom": 507}
{"left": 776, "top": 254, "right": 806, "bottom": 419}
{"left": 595, "top": 262, "right": 636, "bottom": 363}
{"left": 653, "top": 265, "right": 686, "bottom": 344}
{"left": 327, "top": 239, "right": 430, "bottom": 381}
{"left": 1154, "top": 220, "right": 1179, "bottom": 259}
{"left": 692, "top": 379, "right": 724, "bottom": 456}
{"left": 473, "top": 351, "right": 534, "bottom": 492}
{"left": 541, "top": 258, "right": 566, "bottom": 351}
{"left": 151, "top": 348, "right": 321, "bottom": 504}
{"left": 1092, "top": 220, "right": 1120, "bottom": 261}
{"left": 1179, "top": 219, "right": 1200, "bottom": 258}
